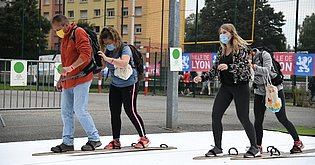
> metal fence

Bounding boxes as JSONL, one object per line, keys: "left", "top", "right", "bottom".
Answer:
{"left": 0, "top": 59, "right": 61, "bottom": 112}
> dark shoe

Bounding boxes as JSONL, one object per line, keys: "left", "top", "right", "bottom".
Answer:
{"left": 205, "top": 146, "right": 223, "bottom": 157}
{"left": 244, "top": 146, "right": 261, "bottom": 158}
{"left": 51, "top": 143, "right": 74, "bottom": 153}
{"left": 81, "top": 141, "right": 102, "bottom": 151}
{"left": 290, "top": 140, "right": 304, "bottom": 154}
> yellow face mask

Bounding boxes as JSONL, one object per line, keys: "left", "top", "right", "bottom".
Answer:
{"left": 56, "top": 29, "right": 65, "bottom": 38}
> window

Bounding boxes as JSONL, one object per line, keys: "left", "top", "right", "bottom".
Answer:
{"left": 123, "top": 25, "right": 128, "bottom": 35}
{"left": 134, "top": 41, "right": 141, "bottom": 47}
{"left": 44, "top": 12, "right": 49, "bottom": 19}
{"left": 94, "top": 26, "right": 100, "bottom": 33}
{"left": 135, "top": 24, "right": 141, "bottom": 34}
{"left": 44, "top": 0, "right": 49, "bottom": 5}
{"left": 80, "top": 10, "right": 88, "bottom": 19}
{"left": 68, "top": 0, "right": 74, "bottom": 2}
{"left": 80, "top": 0, "right": 88, "bottom": 3}
{"left": 94, "top": 9, "right": 100, "bottom": 17}
{"left": 123, "top": 7, "right": 128, "bottom": 17}
{"left": 107, "top": 8, "right": 115, "bottom": 17}
{"left": 135, "top": 6, "right": 142, "bottom": 16}
{"left": 55, "top": 11, "right": 62, "bottom": 15}
{"left": 55, "top": 0, "right": 63, "bottom": 4}
{"left": 68, "top": 11, "right": 74, "bottom": 18}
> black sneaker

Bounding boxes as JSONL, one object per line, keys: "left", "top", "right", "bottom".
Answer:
{"left": 205, "top": 146, "right": 223, "bottom": 157}
{"left": 51, "top": 143, "right": 74, "bottom": 153}
{"left": 244, "top": 146, "right": 261, "bottom": 158}
{"left": 81, "top": 141, "right": 102, "bottom": 151}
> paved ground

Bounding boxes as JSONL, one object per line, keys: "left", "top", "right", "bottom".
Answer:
{"left": 0, "top": 93, "right": 314, "bottom": 143}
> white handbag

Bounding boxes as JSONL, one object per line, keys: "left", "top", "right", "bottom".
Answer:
{"left": 114, "top": 64, "right": 133, "bottom": 80}
{"left": 264, "top": 76, "right": 282, "bottom": 113}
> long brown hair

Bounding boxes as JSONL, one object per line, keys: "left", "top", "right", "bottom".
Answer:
{"left": 99, "top": 27, "right": 122, "bottom": 52}
{"left": 219, "top": 23, "right": 248, "bottom": 55}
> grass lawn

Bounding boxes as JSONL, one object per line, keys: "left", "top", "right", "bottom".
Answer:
{"left": 267, "top": 127, "right": 315, "bottom": 136}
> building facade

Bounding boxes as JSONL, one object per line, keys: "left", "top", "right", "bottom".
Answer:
{"left": 40, "top": 0, "right": 64, "bottom": 50}
{"left": 40, "top": 0, "right": 185, "bottom": 54}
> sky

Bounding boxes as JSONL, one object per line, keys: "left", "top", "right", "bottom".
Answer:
{"left": 185, "top": 0, "right": 315, "bottom": 47}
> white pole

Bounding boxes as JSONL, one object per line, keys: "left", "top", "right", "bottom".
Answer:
{"left": 130, "top": 0, "right": 135, "bottom": 45}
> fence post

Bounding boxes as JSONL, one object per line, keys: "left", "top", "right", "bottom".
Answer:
{"left": 145, "top": 51, "right": 149, "bottom": 96}
{"left": 153, "top": 52, "right": 157, "bottom": 95}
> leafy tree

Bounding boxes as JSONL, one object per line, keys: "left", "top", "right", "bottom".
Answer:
{"left": 184, "top": 0, "right": 286, "bottom": 53}
{"left": 0, "top": 0, "right": 51, "bottom": 60}
{"left": 77, "top": 20, "right": 95, "bottom": 31}
{"left": 299, "top": 13, "right": 315, "bottom": 53}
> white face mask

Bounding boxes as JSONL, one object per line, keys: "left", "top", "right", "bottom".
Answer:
{"left": 219, "top": 34, "right": 231, "bottom": 44}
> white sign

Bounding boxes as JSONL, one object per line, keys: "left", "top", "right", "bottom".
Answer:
{"left": 10, "top": 60, "right": 27, "bottom": 86}
{"left": 54, "top": 63, "right": 62, "bottom": 87}
{"left": 170, "top": 47, "right": 182, "bottom": 71}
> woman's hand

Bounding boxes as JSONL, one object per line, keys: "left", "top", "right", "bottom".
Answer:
{"left": 251, "top": 64, "right": 257, "bottom": 71}
{"left": 193, "top": 76, "right": 202, "bottom": 83}
{"left": 217, "top": 64, "right": 228, "bottom": 71}
{"left": 98, "top": 51, "right": 108, "bottom": 62}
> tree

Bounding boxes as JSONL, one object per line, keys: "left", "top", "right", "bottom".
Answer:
{"left": 299, "top": 13, "right": 315, "bottom": 53}
{"left": 184, "top": 0, "right": 286, "bottom": 53}
{"left": 0, "top": 0, "right": 51, "bottom": 60}
{"left": 77, "top": 20, "right": 95, "bottom": 31}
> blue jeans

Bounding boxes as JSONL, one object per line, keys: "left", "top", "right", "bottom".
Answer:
{"left": 61, "top": 80, "right": 100, "bottom": 145}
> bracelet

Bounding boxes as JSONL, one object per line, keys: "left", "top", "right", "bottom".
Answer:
{"left": 110, "top": 58, "right": 115, "bottom": 64}
{"left": 69, "top": 65, "right": 75, "bottom": 70}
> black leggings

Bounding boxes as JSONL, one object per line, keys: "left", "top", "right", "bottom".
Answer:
{"left": 254, "top": 90, "right": 299, "bottom": 145}
{"left": 109, "top": 83, "right": 146, "bottom": 139}
{"left": 212, "top": 84, "right": 257, "bottom": 149}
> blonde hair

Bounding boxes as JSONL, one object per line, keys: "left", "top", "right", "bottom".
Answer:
{"left": 219, "top": 23, "right": 248, "bottom": 55}
{"left": 99, "top": 27, "right": 122, "bottom": 52}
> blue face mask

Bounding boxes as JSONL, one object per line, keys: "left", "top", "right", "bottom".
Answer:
{"left": 219, "top": 34, "right": 231, "bottom": 44}
{"left": 106, "top": 44, "right": 115, "bottom": 51}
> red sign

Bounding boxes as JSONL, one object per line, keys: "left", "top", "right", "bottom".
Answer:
{"left": 274, "top": 52, "right": 295, "bottom": 75}
{"left": 190, "top": 53, "right": 212, "bottom": 72}
{"left": 147, "top": 64, "right": 160, "bottom": 76}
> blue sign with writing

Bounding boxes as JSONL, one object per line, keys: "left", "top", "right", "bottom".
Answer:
{"left": 294, "top": 53, "right": 314, "bottom": 76}
{"left": 182, "top": 53, "right": 191, "bottom": 72}
{"left": 212, "top": 53, "right": 217, "bottom": 66}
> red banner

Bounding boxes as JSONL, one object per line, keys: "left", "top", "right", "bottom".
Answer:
{"left": 147, "top": 64, "right": 160, "bottom": 76}
{"left": 274, "top": 52, "right": 295, "bottom": 75}
{"left": 190, "top": 53, "right": 212, "bottom": 72}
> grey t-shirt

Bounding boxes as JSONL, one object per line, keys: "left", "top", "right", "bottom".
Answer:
{"left": 106, "top": 45, "right": 138, "bottom": 87}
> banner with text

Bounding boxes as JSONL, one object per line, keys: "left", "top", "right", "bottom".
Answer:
{"left": 183, "top": 52, "right": 315, "bottom": 76}
{"left": 54, "top": 63, "right": 62, "bottom": 86}
{"left": 147, "top": 64, "right": 160, "bottom": 76}
{"left": 10, "top": 60, "right": 27, "bottom": 86}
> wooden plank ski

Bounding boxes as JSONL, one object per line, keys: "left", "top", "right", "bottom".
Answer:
{"left": 230, "top": 148, "right": 315, "bottom": 160}
{"left": 32, "top": 144, "right": 176, "bottom": 156}
{"left": 193, "top": 147, "right": 243, "bottom": 160}
{"left": 193, "top": 154, "right": 240, "bottom": 160}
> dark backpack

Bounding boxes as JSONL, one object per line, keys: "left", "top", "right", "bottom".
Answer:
{"left": 62, "top": 26, "right": 102, "bottom": 81}
{"left": 257, "top": 49, "right": 284, "bottom": 86}
{"left": 118, "top": 44, "right": 144, "bottom": 81}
